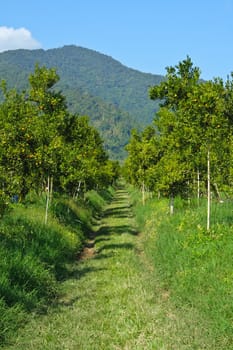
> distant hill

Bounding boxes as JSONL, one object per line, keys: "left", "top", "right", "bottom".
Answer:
{"left": 0, "top": 45, "right": 163, "bottom": 159}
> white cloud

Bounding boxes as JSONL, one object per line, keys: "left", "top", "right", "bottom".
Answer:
{"left": 0, "top": 26, "right": 42, "bottom": 52}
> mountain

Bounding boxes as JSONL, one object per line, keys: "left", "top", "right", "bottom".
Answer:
{"left": 0, "top": 45, "right": 163, "bottom": 159}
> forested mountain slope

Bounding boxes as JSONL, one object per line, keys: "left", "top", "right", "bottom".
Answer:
{"left": 64, "top": 87, "right": 135, "bottom": 159}
{"left": 0, "top": 45, "right": 163, "bottom": 158}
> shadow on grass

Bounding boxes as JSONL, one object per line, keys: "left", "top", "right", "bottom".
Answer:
{"left": 96, "top": 224, "right": 138, "bottom": 236}
{"left": 94, "top": 236, "right": 111, "bottom": 243}
{"left": 57, "top": 187, "right": 137, "bottom": 293}
{"left": 57, "top": 265, "right": 106, "bottom": 282}
{"left": 93, "top": 252, "right": 114, "bottom": 260}
{"left": 97, "top": 242, "right": 134, "bottom": 253}
{"left": 103, "top": 208, "right": 133, "bottom": 219}
{"left": 95, "top": 191, "right": 137, "bottom": 237}
{"left": 103, "top": 191, "right": 132, "bottom": 218}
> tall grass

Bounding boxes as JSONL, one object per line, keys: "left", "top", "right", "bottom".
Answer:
{"left": 0, "top": 188, "right": 111, "bottom": 346}
{"left": 134, "top": 192, "right": 233, "bottom": 348}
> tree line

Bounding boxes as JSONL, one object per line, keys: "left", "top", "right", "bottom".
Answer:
{"left": 0, "top": 65, "right": 119, "bottom": 210}
{"left": 124, "top": 57, "right": 233, "bottom": 216}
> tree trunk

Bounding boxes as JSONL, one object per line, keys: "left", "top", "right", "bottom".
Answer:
{"left": 213, "top": 182, "right": 222, "bottom": 202}
{"left": 197, "top": 168, "right": 200, "bottom": 206}
{"left": 207, "top": 150, "right": 211, "bottom": 231}
{"left": 169, "top": 194, "right": 174, "bottom": 215}
{"left": 50, "top": 176, "right": 53, "bottom": 202}
{"left": 142, "top": 180, "right": 145, "bottom": 206}
{"left": 45, "top": 175, "right": 52, "bottom": 225}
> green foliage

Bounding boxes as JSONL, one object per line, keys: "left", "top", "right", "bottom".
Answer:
{"left": 0, "top": 65, "right": 116, "bottom": 204}
{"left": 84, "top": 189, "right": 107, "bottom": 213}
{"left": 149, "top": 56, "right": 200, "bottom": 107}
{"left": 125, "top": 56, "right": 233, "bottom": 200}
{"left": 124, "top": 126, "right": 159, "bottom": 190}
{"left": 59, "top": 114, "right": 111, "bottom": 195}
{"left": 0, "top": 45, "right": 164, "bottom": 159}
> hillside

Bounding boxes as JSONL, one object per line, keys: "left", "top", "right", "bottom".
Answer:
{"left": 0, "top": 45, "right": 163, "bottom": 158}
{"left": 64, "top": 87, "right": 136, "bottom": 159}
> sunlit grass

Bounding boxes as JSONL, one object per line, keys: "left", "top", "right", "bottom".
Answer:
{"left": 2, "top": 187, "right": 218, "bottom": 350}
{"left": 2, "top": 185, "right": 232, "bottom": 348}
{"left": 136, "top": 192, "right": 233, "bottom": 349}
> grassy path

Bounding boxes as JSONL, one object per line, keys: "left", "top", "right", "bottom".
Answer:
{"left": 3, "top": 187, "right": 212, "bottom": 349}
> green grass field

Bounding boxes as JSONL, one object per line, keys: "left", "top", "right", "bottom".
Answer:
{"left": 2, "top": 185, "right": 228, "bottom": 349}
{"left": 133, "top": 192, "right": 233, "bottom": 349}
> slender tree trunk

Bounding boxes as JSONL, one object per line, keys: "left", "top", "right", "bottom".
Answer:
{"left": 170, "top": 193, "right": 174, "bottom": 215}
{"left": 73, "top": 181, "right": 82, "bottom": 199}
{"left": 187, "top": 180, "right": 191, "bottom": 206}
{"left": 50, "top": 176, "right": 53, "bottom": 202}
{"left": 142, "top": 180, "right": 145, "bottom": 206}
{"left": 77, "top": 180, "right": 81, "bottom": 197}
{"left": 197, "top": 168, "right": 200, "bottom": 206}
{"left": 213, "top": 182, "right": 222, "bottom": 202}
{"left": 207, "top": 150, "right": 211, "bottom": 231}
{"left": 45, "top": 175, "right": 50, "bottom": 225}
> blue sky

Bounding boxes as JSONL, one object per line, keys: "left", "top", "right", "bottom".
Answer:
{"left": 1, "top": 0, "right": 233, "bottom": 80}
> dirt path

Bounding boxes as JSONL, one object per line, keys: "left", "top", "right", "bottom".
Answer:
{"left": 78, "top": 234, "right": 96, "bottom": 260}
{"left": 79, "top": 187, "right": 135, "bottom": 261}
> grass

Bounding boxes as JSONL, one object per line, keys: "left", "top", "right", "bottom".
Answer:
{"left": 135, "top": 193, "right": 233, "bottom": 349}
{"left": 2, "top": 187, "right": 158, "bottom": 349}
{"left": 0, "top": 189, "right": 110, "bottom": 346}
{"left": 1, "top": 185, "right": 221, "bottom": 350}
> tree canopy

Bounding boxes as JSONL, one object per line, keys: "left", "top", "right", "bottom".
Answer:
{"left": 124, "top": 57, "right": 233, "bottom": 201}
{"left": 0, "top": 65, "right": 119, "bottom": 203}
